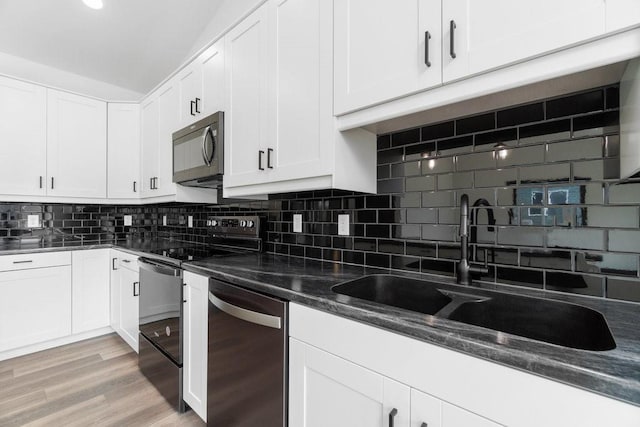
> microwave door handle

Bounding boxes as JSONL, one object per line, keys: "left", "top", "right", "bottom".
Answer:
{"left": 201, "top": 126, "right": 213, "bottom": 167}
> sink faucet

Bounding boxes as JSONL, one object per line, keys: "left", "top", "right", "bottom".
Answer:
{"left": 457, "top": 194, "right": 489, "bottom": 285}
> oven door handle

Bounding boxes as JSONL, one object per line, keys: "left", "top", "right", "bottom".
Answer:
{"left": 138, "top": 259, "right": 181, "bottom": 277}
{"left": 209, "top": 292, "right": 282, "bottom": 329}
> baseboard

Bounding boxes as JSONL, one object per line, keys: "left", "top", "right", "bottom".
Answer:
{"left": 0, "top": 326, "right": 115, "bottom": 362}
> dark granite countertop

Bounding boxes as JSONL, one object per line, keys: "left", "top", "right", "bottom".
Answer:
{"left": 182, "top": 252, "right": 640, "bottom": 408}
{"left": 2, "top": 242, "right": 639, "bottom": 407}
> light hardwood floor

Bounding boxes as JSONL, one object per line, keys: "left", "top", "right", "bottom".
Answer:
{"left": 0, "top": 334, "right": 206, "bottom": 426}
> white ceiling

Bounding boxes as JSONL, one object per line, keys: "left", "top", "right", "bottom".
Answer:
{"left": 0, "top": 0, "right": 223, "bottom": 96}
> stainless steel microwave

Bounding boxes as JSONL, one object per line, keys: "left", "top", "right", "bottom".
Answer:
{"left": 172, "top": 111, "right": 224, "bottom": 188}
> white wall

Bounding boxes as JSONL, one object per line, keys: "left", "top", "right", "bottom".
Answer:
{"left": 185, "top": 0, "right": 265, "bottom": 59}
{"left": 0, "top": 51, "right": 143, "bottom": 101}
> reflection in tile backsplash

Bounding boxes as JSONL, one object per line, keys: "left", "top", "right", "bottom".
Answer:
{"left": 1, "top": 84, "right": 639, "bottom": 304}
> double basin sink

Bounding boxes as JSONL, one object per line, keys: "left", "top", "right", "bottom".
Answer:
{"left": 332, "top": 275, "right": 616, "bottom": 351}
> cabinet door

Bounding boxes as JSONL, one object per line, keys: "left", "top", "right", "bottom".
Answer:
{"left": 71, "top": 249, "right": 110, "bottom": 334}
{"left": 119, "top": 266, "right": 139, "bottom": 352}
{"left": 605, "top": 0, "right": 640, "bottom": 33}
{"left": 156, "top": 82, "right": 178, "bottom": 197}
{"left": 46, "top": 89, "right": 107, "bottom": 198}
{"left": 183, "top": 271, "right": 209, "bottom": 422}
{"left": 411, "top": 389, "right": 442, "bottom": 427}
{"left": 442, "top": 0, "right": 606, "bottom": 83}
{"left": 177, "top": 62, "right": 203, "bottom": 126}
{"left": 0, "top": 266, "right": 71, "bottom": 352}
{"left": 266, "top": 0, "right": 333, "bottom": 183}
{"left": 0, "top": 76, "right": 47, "bottom": 196}
{"left": 441, "top": 403, "right": 501, "bottom": 427}
{"left": 334, "top": 0, "right": 442, "bottom": 115}
{"left": 289, "top": 338, "right": 410, "bottom": 427}
{"left": 107, "top": 103, "right": 141, "bottom": 199}
{"left": 200, "top": 39, "right": 225, "bottom": 117}
{"left": 224, "top": 4, "right": 270, "bottom": 188}
{"left": 110, "top": 252, "right": 121, "bottom": 333}
{"left": 140, "top": 95, "right": 159, "bottom": 197}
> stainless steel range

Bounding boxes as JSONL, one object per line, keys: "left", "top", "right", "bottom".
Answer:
{"left": 137, "top": 215, "right": 264, "bottom": 413}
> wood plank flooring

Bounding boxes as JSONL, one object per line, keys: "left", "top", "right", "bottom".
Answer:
{"left": 0, "top": 334, "right": 206, "bottom": 426}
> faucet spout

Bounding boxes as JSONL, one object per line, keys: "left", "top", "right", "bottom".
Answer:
{"left": 457, "top": 193, "right": 489, "bottom": 285}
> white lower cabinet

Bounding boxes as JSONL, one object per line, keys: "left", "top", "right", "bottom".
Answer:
{"left": 183, "top": 271, "right": 209, "bottom": 422}
{"left": 0, "top": 253, "right": 72, "bottom": 353}
{"left": 289, "top": 303, "right": 640, "bottom": 427}
{"left": 110, "top": 250, "right": 139, "bottom": 352}
{"left": 71, "top": 249, "right": 111, "bottom": 334}
{"left": 290, "top": 337, "right": 409, "bottom": 427}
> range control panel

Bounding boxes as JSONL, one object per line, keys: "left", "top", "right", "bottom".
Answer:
{"left": 206, "top": 215, "right": 262, "bottom": 238}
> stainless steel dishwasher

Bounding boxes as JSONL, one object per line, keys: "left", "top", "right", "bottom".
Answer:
{"left": 208, "top": 278, "right": 288, "bottom": 426}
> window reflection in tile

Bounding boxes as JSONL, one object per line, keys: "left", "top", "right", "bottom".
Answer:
{"left": 520, "top": 206, "right": 573, "bottom": 227}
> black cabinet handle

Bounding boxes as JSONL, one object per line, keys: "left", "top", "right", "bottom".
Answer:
{"left": 425, "top": 31, "right": 431, "bottom": 67}
{"left": 267, "top": 148, "right": 274, "bottom": 169}
{"left": 449, "top": 20, "right": 457, "bottom": 59}
{"left": 190, "top": 100, "right": 196, "bottom": 116}
{"left": 421, "top": 423, "right": 428, "bottom": 427}
{"left": 389, "top": 408, "right": 398, "bottom": 427}
{"left": 112, "top": 258, "right": 118, "bottom": 270}
{"left": 258, "top": 150, "right": 265, "bottom": 170}
{"left": 133, "top": 281, "right": 139, "bottom": 297}
{"left": 195, "top": 97, "right": 201, "bottom": 114}
{"left": 51, "top": 177, "right": 55, "bottom": 189}
{"left": 133, "top": 181, "right": 137, "bottom": 193}
{"left": 39, "top": 176, "right": 43, "bottom": 189}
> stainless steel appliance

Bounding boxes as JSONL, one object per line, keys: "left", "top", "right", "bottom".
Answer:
{"left": 137, "top": 215, "right": 264, "bottom": 414}
{"left": 208, "top": 280, "right": 288, "bottom": 427}
{"left": 138, "top": 258, "right": 185, "bottom": 412}
{"left": 172, "top": 111, "right": 224, "bottom": 188}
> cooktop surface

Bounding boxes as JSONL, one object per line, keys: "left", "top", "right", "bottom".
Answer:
{"left": 148, "top": 246, "right": 245, "bottom": 262}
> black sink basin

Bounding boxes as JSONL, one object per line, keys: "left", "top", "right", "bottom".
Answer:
{"left": 332, "top": 275, "right": 452, "bottom": 315}
{"left": 448, "top": 294, "right": 616, "bottom": 351}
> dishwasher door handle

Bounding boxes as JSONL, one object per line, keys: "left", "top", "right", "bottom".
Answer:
{"left": 209, "top": 292, "right": 282, "bottom": 330}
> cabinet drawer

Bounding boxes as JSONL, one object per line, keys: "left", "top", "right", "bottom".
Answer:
{"left": 112, "top": 250, "right": 139, "bottom": 273}
{"left": 0, "top": 251, "right": 72, "bottom": 272}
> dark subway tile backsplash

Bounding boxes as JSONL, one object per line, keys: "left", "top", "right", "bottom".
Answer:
{"left": 1, "top": 84, "right": 638, "bottom": 304}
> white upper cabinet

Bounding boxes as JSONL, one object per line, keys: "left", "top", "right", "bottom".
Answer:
{"left": 47, "top": 89, "right": 107, "bottom": 198}
{"left": 140, "top": 94, "right": 159, "bottom": 198}
{"left": 442, "top": 0, "right": 606, "bottom": 83}
{"left": 140, "top": 81, "right": 178, "bottom": 198}
{"left": 107, "top": 103, "right": 141, "bottom": 199}
{"left": 0, "top": 76, "right": 47, "bottom": 197}
{"left": 224, "top": 3, "right": 270, "bottom": 188}
{"left": 178, "top": 39, "right": 225, "bottom": 126}
{"left": 156, "top": 82, "right": 179, "bottom": 197}
{"left": 605, "top": 0, "right": 640, "bottom": 32}
{"left": 334, "top": 0, "right": 442, "bottom": 115}
{"left": 224, "top": 0, "right": 376, "bottom": 197}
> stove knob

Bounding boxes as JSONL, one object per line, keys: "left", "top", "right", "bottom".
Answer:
{"left": 240, "top": 220, "right": 247, "bottom": 227}
{"left": 246, "top": 220, "right": 255, "bottom": 228}
{"left": 211, "top": 220, "right": 218, "bottom": 227}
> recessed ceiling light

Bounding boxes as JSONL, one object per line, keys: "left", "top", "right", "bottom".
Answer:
{"left": 83, "top": 0, "right": 103, "bottom": 10}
